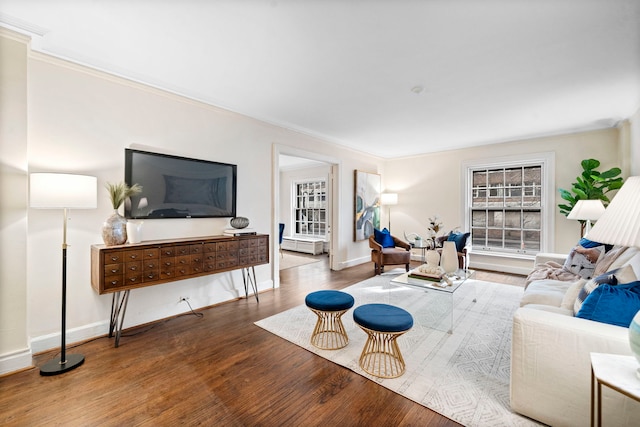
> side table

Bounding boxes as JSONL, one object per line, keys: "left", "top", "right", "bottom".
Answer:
{"left": 590, "top": 352, "right": 640, "bottom": 427}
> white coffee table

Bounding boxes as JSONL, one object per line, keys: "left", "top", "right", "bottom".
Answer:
{"left": 390, "top": 268, "right": 476, "bottom": 334}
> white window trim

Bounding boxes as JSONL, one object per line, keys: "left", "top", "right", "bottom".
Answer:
{"left": 461, "top": 152, "right": 555, "bottom": 257}
{"left": 292, "top": 177, "right": 328, "bottom": 239}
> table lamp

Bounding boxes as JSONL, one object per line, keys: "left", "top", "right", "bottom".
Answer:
{"left": 586, "top": 176, "right": 640, "bottom": 377}
{"left": 30, "top": 173, "right": 97, "bottom": 375}
{"left": 567, "top": 199, "right": 606, "bottom": 237}
{"left": 380, "top": 192, "right": 398, "bottom": 232}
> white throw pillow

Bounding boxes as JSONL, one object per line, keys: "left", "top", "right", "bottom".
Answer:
{"left": 561, "top": 279, "right": 587, "bottom": 314}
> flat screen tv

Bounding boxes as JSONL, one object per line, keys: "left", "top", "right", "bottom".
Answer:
{"left": 124, "top": 149, "right": 237, "bottom": 219}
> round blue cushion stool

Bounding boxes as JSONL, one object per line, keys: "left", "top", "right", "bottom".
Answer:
{"left": 353, "top": 303, "right": 413, "bottom": 378}
{"left": 305, "top": 290, "right": 355, "bottom": 350}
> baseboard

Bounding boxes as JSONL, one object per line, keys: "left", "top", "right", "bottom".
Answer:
{"left": 469, "top": 260, "right": 530, "bottom": 276}
{"left": 0, "top": 348, "right": 33, "bottom": 376}
{"left": 30, "top": 320, "right": 110, "bottom": 355}
{"left": 338, "top": 256, "right": 369, "bottom": 270}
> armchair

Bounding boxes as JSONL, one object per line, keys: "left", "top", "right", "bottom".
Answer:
{"left": 369, "top": 233, "right": 411, "bottom": 275}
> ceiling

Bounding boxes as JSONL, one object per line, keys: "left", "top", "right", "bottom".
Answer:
{"left": 1, "top": 0, "right": 639, "bottom": 158}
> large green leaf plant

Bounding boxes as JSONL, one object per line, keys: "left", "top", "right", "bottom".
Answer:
{"left": 558, "top": 158, "right": 623, "bottom": 218}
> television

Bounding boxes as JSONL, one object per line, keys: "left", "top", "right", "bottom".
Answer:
{"left": 124, "top": 149, "right": 237, "bottom": 219}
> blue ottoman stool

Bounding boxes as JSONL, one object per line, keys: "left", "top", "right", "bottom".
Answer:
{"left": 353, "top": 303, "right": 413, "bottom": 378}
{"left": 305, "top": 290, "right": 355, "bottom": 350}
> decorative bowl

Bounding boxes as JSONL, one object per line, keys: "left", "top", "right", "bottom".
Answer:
{"left": 230, "top": 216, "right": 250, "bottom": 229}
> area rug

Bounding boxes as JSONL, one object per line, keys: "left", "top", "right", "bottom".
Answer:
{"left": 255, "top": 275, "right": 543, "bottom": 427}
{"left": 278, "top": 252, "right": 322, "bottom": 270}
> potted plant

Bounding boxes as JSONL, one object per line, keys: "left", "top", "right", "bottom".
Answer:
{"left": 102, "top": 181, "right": 142, "bottom": 246}
{"left": 558, "top": 158, "right": 622, "bottom": 234}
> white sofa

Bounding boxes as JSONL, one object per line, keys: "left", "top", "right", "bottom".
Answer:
{"left": 511, "top": 250, "right": 640, "bottom": 427}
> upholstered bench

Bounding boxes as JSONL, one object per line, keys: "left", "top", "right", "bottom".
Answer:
{"left": 353, "top": 303, "right": 413, "bottom": 378}
{"left": 305, "top": 290, "right": 355, "bottom": 350}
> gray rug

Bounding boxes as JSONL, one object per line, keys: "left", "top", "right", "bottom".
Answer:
{"left": 255, "top": 275, "right": 543, "bottom": 427}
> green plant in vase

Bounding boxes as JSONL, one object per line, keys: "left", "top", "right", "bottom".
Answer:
{"left": 558, "top": 158, "right": 622, "bottom": 235}
{"left": 102, "top": 181, "right": 142, "bottom": 246}
{"left": 105, "top": 181, "right": 142, "bottom": 210}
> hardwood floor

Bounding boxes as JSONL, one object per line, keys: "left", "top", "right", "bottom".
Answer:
{"left": 0, "top": 257, "right": 524, "bottom": 426}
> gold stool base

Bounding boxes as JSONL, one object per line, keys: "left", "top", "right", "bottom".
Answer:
{"left": 309, "top": 307, "right": 350, "bottom": 350}
{"left": 357, "top": 325, "right": 409, "bottom": 378}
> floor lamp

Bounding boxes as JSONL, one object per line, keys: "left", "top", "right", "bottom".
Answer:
{"left": 30, "top": 173, "right": 97, "bottom": 376}
{"left": 380, "top": 193, "right": 398, "bottom": 232}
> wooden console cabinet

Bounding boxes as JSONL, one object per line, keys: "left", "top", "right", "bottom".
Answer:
{"left": 91, "top": 234, "right": 268, "bottom": 346}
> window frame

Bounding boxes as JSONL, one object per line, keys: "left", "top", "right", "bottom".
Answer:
{"left": 292, "top": 178, "right": 327, "bottom": 238}
{"left": 462, "top": 152, "right": 555, "bottom": 257}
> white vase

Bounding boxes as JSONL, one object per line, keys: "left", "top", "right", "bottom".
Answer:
{"left": 629, "top": 310, "right": 640, "bottom": 378}
{"left": 426, "top": 250, "right": 440, "bottom": 267}
{"left": 440, "top": 241, "right": 458, "bottom": 274}
{"left": 126, "top": 220, "right": 144, "bottom": 244}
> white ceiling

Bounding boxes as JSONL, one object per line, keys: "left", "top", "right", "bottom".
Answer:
{"left": 2, "top": 0, "right": 639, "bottom": 158}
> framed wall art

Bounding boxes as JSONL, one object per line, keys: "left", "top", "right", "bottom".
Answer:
{"left": 354, "top": 170, "right": 381, "bottom": 241}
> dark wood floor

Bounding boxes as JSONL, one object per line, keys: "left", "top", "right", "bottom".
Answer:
{"left": 0, "top": 257, "right": 524, "bottom": 426}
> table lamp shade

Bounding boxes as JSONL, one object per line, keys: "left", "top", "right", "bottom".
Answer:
{"left": 567, "top": 199, "right": 605, "bottom": 221}
{"left": 586, "top": 176, "right": 640, "bottom": 247}
{"left": 381, "top": 193, "right": 398, "bottom": 206}
{"left": 30, "top": 173, "right": 97, "bottom": 209}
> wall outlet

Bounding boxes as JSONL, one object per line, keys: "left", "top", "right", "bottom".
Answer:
{"left": 179, "top": 296, "right": 189, "bottom": 303}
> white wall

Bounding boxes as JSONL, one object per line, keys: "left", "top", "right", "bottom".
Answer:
{"left": 0, "top": 30, "right": 30, "bottom": 372}
{"left": 630, "top": 106, "right": 640, "bottom": 175}
{"left": 0, "top": 30, "right": 383, "bottom": 374}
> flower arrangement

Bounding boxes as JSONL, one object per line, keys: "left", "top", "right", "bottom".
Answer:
{"left": 427, "top": 215, "right": 443, "bottom": 238}
{"left": 105, "top": 181, "right": 142, "bottom": 210}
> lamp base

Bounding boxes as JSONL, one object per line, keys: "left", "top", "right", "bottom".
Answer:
{"left": 39, "top": 353, "right": 85, "bottom": 376}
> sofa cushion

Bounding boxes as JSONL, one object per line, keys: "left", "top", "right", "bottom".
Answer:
{"left": 576, "top": 282, "right": 640, "bottom": 327}
{"left": 520, "top": 279, "right": 574, "bottom": 308}
{"left": 373, "top": 228, "right": 395, "bottom": 248}
{"left": 562, "top": 244, "right": 605, "bottom": 279}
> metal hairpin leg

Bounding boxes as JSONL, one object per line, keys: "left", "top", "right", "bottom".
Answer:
{"left": 242, "top": 266, "right": 259, "bottom": 303}
{"left": 109, "top": 290, "right": 130, "bottom": 348}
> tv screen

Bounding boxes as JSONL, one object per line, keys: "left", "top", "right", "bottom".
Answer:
{"left": 124, "top": 149, "right": 237, "bottom": 219}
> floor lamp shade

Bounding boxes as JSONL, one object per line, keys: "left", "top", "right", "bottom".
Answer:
{"left": 30, "top": 173, "right": 97, "bottom": 209}
{"left": 567, "top": 199, "right": 605, "bottom": 236}
{"left": 380, "top": 193, "right": 398, "bottom": 206}
{"left": 29, "top": 173, "right": 97, "bottom": 376}
{"left": 586, "top": 176, "right": 640, "bottom": 247}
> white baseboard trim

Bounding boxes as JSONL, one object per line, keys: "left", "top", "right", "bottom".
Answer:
{"left": 0, "top": 348, "right": 33, "bottom": 375}
{"left": 338, "top": 256, "right": 369, "bottom": 270}
{"left": 30, "top": 320, "right": 110, "bottom": 355}
{"left": 469, "top": 260, "right": 530, "bottom": 276}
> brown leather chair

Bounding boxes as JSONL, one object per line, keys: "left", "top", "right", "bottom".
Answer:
{"left": 369, "top": 234, "right": 411, "bottom": 275}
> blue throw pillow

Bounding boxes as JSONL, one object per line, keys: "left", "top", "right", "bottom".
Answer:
{"left": 373, "top": 228, "right": 395, "bottom": 248}
{"left": 447, "top": 232, "right": 470, "bottom": 253}
{"left": 578, "top": 237, "right": 613, "bottom": 252}
{"left": 576, "top": 282, "right": 640, "bottom": 327}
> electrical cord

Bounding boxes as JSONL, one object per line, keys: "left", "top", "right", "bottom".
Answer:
{"left": 38, "top": 301, "right": 205, "bottom": 362}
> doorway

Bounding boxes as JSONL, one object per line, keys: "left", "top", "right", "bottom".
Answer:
{"left": 272, "top": 146, "right": 340, "bottom": 288}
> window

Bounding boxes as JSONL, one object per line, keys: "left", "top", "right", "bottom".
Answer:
{"left": 465, "top": 153, "right": 554, "bottom": 256}
{"left": 294, "top": 179, "right": 327, "bottom": 237}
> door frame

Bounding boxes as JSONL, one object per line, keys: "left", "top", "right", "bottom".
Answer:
{"left": 272, "top": 144, "right": 341, "bottom": 288}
